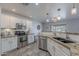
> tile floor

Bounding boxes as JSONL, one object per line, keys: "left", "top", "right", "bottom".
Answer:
{"left": 5, "top": 42, "right": 50, "bottom": 56}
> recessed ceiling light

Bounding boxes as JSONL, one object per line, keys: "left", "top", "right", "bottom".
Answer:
{"left": 12, "top": 9, "right": 16, "bottom": 12}
{"left": 35, "top": 3, "right": 39, "bottom": 6}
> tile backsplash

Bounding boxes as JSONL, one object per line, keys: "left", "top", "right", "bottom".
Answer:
{"left": 1, "top": 28, "right": 15, "bottom": 37}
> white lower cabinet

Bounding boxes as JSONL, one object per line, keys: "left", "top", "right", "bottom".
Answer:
{"left": 2, "top": 38, "right": 9, "bottom": 53}
{"left": 47, "top": 38, "right": 70, "bottom": 56}
{"left": 1, "top": 37, "right": 17, "bottom": 54}
{"left": 55, "top": 46, "right": 68, "bottom": 56}
{"left": 47, "top": 43, "right": 55, "bottom": 55}
{"left": 0, "top": 36, "right": 2, "bottom": 55}
{"left": 47, "top": 38, "right": 55, "bottom": 55}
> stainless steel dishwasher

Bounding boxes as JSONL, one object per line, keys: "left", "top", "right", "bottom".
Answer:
{"left": 38, "top": 36, "right": 47, "bottom": 51}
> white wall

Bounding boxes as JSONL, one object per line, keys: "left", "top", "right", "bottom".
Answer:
{"left": 66, "top": 18, "right": 79, "bottom": 33}
{"left": 32, "top": 21, "right": 42, "bottom": 36}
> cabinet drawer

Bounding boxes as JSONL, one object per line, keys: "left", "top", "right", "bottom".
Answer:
{"left": 55, "top": 46, "right": 68, "bottom": 56}
{"left": 55, "top": 44, "right": 70, "bottom": 56}
{"left": 48, "top": 45, "right": 55, "bottom": 56}
{"left": 57, "top": 45, "right": 70, "bottom": 56}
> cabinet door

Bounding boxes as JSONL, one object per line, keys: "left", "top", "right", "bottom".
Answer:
{"left": 47, "top": 38, "right": 70, "bottom": 56}
{"left": 47, "top": 41, "right": 55, "bottom": 55}
{"left": 1, "top": 14, "right": 10, "bottom": 28}
{"left": 47, "top": 39, "right": 55, "bottom": 56}
{"left": 0, "top": 37, "right": 2, "bottom": 55}
{"left": 55, "top": 45, "right": 70, "bottom": 56}
{"left": 2, "top": 38, "right": 10, "bottom": 53}
{"left": 11, "top": 37, "right": 17, "bottom": 50}
{"left": 9, "top": 16, "right": 16, "bottom": 28}
{"left": 55, "top": 46, "right": 66, "bottom": 56}
{"left": 2, "top": 39, "right": 6, "bottom": 53}
{"left": 2, "top": 37, "right": 18, "bottom": 54}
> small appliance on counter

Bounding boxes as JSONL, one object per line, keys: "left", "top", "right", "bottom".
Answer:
{"left": 1, "top": 28, "right": 15, "bottom": 38}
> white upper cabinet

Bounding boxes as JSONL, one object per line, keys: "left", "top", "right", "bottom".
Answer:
{"left": 1, "top": 14, "right": 9, "bottom": 28}
{"left": 26, "top": 20, "right": 32, "bottom": 31}
{"left": 9, "top": 16, "right": 16, "bottom": 28}
{"left": 1, "top": 14, "right": 16, "bottom": 28}
{"left": 0, "top": 13, "right": 32, "bottom": 30}
{"left": 15, "top": 17, "right": 22, "bottom": 24}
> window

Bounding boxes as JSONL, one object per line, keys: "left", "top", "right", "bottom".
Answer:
{"left": 51, "top": 24, "right": 66, "bottom": 32}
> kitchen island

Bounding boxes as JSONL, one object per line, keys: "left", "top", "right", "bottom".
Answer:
{"left": 39, "top": 32, "right": 79, "bottom": 56}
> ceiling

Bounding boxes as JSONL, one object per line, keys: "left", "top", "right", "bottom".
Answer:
{"left": 0, "top": 3, "right": 79, "bottom": 22}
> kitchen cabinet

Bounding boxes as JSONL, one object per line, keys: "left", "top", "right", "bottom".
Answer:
{"left": 9, "top": 16, "right": 16, "bottom": 28}
{"left": 1, "top": 14, "right": 16, "bottom": 28}
{"left": 55, "top": 45, "right": 70, "bottom": 56}
{"left": 47, "top": 38, "right": 55, "bottom": 55}
{"left": 47, "top": 38, "right": 70, "bottom": 56}
{"left": 1, "top": 37, "right": 17, "bottom": 54}
{"left": 1, "top": 14, "right": 10, "bottom": 28}
{"left": 0, "top": 37, "right": 1, "bottom": 55}
{"left": 27, "top": 34, "right": 34, "bottom": 44}
{"left": 2, "top": 38, "right": 10, "bottom": 53}
{"left": 9, "top": 37, "right": 18, "bottom": 50}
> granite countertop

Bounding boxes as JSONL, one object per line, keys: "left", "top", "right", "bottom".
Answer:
{"left": 1, "top": 35, "right": 17, "bottom": 38}
{"left": 39, "top": 34, "right": 79, "bottom": 55}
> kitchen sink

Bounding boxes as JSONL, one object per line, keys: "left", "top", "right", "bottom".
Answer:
{"left": 53, "top": 37, "right": 65, "bottom": 41}
{"left": 61, "top": 40, "right": 74, "bottom": 43}
{"left": 53, "top": 37, "right": 74, "bottom": 43}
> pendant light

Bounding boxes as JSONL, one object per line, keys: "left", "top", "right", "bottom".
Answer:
{"left": 46, "top": 19, "right": 49, "bottom": 22}
{"left": 57, "top": 8, "right": 61, "bottom": 20}
{"left": 71, "top": 3, "right": 77, "bottom": 15}
{"left": 53, "top": 8, "right": 61, "bottom": 22}
{"left": 53, "top": 16, "right": 58, "bottom": 22}
{"left": 46, "top": 13, "right": 49, "bottom": 22}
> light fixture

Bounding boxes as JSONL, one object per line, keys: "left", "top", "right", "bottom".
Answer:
{"left": 46, "top": 19, "right": 49, "bottom": 22}
{"left": 52, "top": 8, "right": 61, "bottom": 22}
{"left": 71, "top": 3, "right": 77, "bottom": 15}
{"left": 12, "top": 9, "right": 16, "bottom": 12}
{"left": 57, "top": 8, "right": 61, "bottom": 20}
{"left": 57, "top": 15, "right": 61, "bottom": 20}
{"left": 35, "top": 3, "right": 39, "bottom": 5}
{"left": 30, "top": 16, "right": 32, "bottom": 18}
{"left": 53, "top": 16, "right": 58, "bottom": 22}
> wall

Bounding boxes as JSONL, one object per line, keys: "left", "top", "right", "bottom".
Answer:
{"left": 32, "top": 20, "right": 42, "bottom": 36}
{"left": 66, "top": 18, "right": 79, "bottom": 33}
{"left": 42, "top": 18, "right": 79, "bottom": 33}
